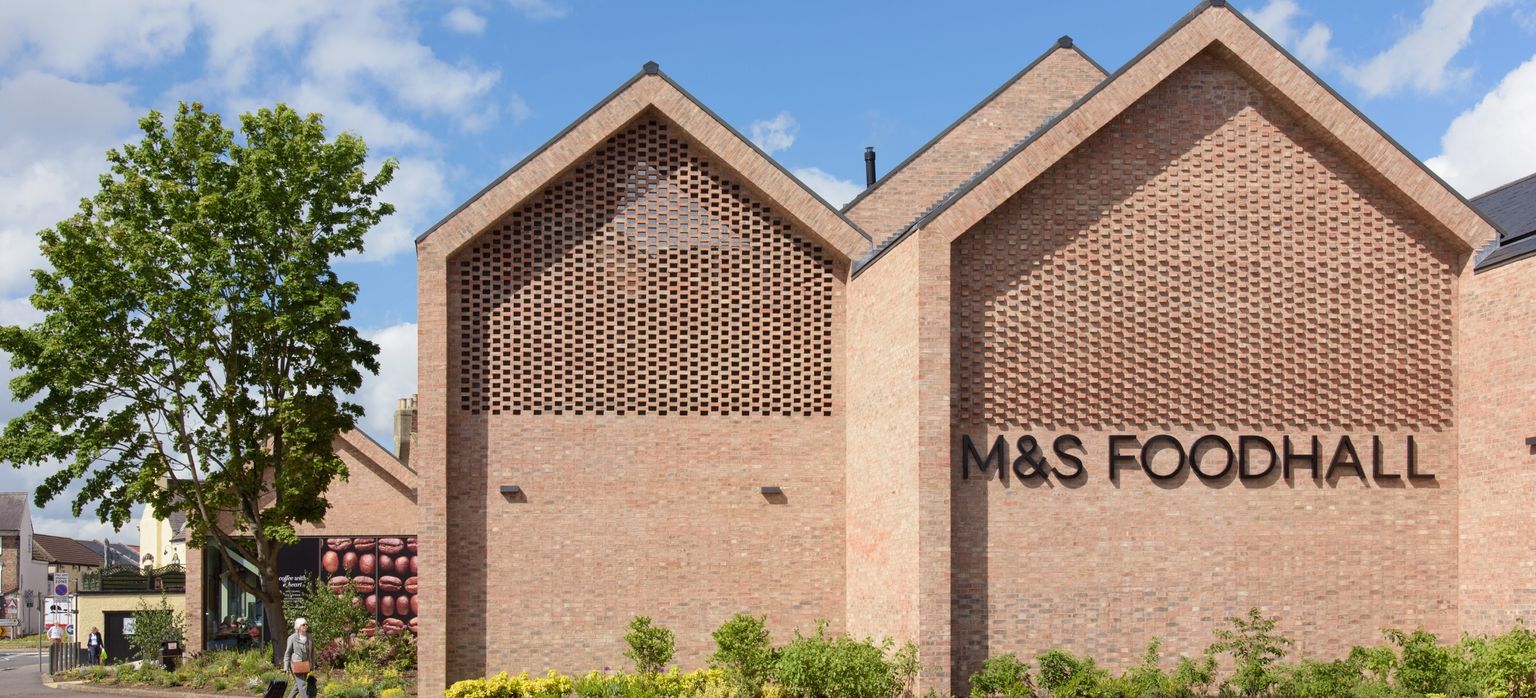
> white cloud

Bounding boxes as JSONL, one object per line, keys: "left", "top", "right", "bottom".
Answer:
{"left": 353, "top": 157, "right": 454, "bottom": 262}
{"left": 1248, "top": 0, "right": 1333, "bottom": 67}
{"left": 302, "top": 3, "right": 500, "bottom": 125}
{"left": 1426, "top": 53, "right": 1536, "bottom": 195}
{"left": 354, "top": 322, "right": 417, "bottom": 444}
{"left": 442, "top": 6, "right": 488, "bottom": 35}
{"left": 0, "top": 72, "right": 142, "bottom": 295}
{"left": 750, "top": 112, "right": 799, "bottom": 155}
{"left": 791, "top": 167, "right": 864, "bottom": 208}
{"left": 0, "top": 0, "right": 195, "bottom": 77}
{"left": 507, "top": 0, "right": 570, "bottom": 21}
{"left": 1342, "top": 0, "right": 1506, "bottom": 98}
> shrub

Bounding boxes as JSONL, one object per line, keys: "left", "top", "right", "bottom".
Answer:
{"left": 1208, "top": 608, "right": 1291, "bottom": 697}
{"left": 1274, "top": 658, "right": 1368, "bottom": 698}
{"left": 127, "top": 594, "right": 186, "bottom": 664}
{"left": 967, "top": 653, "right": 1033, "bottom": 698}
{"left": 627, "top": 616, "right": 678, "bottom": 675}
{"left": 320, "top": 680, "right": 377, "bottom": 698}
{"left": 449, "top": 671, "right": 578, "bottom": 698}
{"left": 1034, "top": 649, "right": 1106, "bottom": 698}
{"left": 289, "top": 577, "right": 373, "bottom": 666}
{"left": 711, "top": 614, "right": 777, "bottom": 696}
{"left": 773, "top": 621, "right": 903, "bottom": 698}
{"left": 380, "top": 689, "right": 410, "bottom": 698}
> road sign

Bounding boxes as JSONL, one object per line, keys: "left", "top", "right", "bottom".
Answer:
{"left": 54, "top": 583, "right": 69, "bottom": 596}
{"left": 0, "top": 619, "right": 18, "bottom": 627}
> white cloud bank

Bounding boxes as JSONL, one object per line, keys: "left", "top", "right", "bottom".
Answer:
{"left": 1342, "top": 0, "right": 1507, "bottom": 98}
{"left": 355, "top": 322, "right": 418, "bottom": 444}
{"left": 1426, "top": 53, "right": 1536, "bottom": 195}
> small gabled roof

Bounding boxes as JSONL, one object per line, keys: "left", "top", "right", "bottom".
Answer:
{"left": 335, "top": 428, "right": 417, "bottom": 490}
{"left": 417, "top": 62, "right": 871, "bottom": 263}
{"left": 33, "top": 533, "right": 106, "bottom": 567}
{"left": 843, "top": 37, "right": 1108, "bottom": 242}
{"left": 855, "top": 0, "right": 1500, "bottom": 275}
{"left": 1472, "top": 171, "right": 1536, "bottom": 269}
{"left": 0, "top": 492, "right": 26, "bottom": 531}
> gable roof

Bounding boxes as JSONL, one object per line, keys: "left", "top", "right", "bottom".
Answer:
{"left": 843, "top": 37, "right": 1108, "bottom": 240}
{"left": 0, "top": 492, "right": 27, "bottom": 531}
{"left": 854, "top": 0, "right": 1500, "bottom": 276}
{"left": 1472, "top": 171, "right": 1536, "bottom": 269}
{"left": 335, "top": 428, "right": 417, "bottom": 491}
{"left": 416, "top": 62, "right": 871, "bottom": 263}
{"left": 33, "top": 533, "right": 106, "bottom": 567}
{"left": 77, "top": 539, "right": 138, "bottom": 567}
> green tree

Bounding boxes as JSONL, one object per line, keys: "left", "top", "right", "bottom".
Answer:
{"left": 0, "top": 102, "right": 394, "bottom": 663}
{"left": 710, "top": 613, "right": 777, "bottom": 696}
{"left": 625, "top": 615, "right": 677, "bottom": 674}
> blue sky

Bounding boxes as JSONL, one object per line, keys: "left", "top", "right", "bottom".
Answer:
{"left": 1, "top": 0, "right": 1533, "bottom": 541}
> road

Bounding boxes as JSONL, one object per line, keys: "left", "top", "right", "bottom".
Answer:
{"left": 0, "top": 650, "right": 61, "bottom": 697}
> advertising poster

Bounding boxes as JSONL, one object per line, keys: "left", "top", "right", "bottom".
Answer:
{"left": 276, "top": 535, "right": 418, "bottom": 635}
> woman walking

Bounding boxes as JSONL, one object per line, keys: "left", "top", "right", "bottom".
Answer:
{"left": 87, "top": 627, "right": 103, "bottom": 665}
{"left": 284, "top": 618, "right": 315, "bottom": 698}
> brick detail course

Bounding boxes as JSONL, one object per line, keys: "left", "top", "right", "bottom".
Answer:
{"left": 947, "top": 53, "right": 1463, "bottom": 679}
{"left": 954, "top": 52, "right": 1459, "bottom": 431}
{"left": 1459, "top": 255, "right": 1536, "bottom": 632}
{"left": 440, "top": 111, "right": 848, "bottom": 682}
{"left": 455, "top": 117, "right": 836, "bottom": 418}
{"left": 846, "top": 48, "right": 1104, "bottom": 244}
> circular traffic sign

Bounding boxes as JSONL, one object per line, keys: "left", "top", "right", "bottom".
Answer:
{"left": 54, "top": 584, "right": 68, "bottom": 596}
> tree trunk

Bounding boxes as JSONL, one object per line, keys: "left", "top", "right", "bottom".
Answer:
{"left": 263, "top": 588, "right": 287, "bottom": 668}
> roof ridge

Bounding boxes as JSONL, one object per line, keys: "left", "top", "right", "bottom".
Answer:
{"left": 418, "top": 62, "right": 873, "bottom": 251}
{"left": 840, "top": 38, "right": 1108, "bottom": 215}
{"left": 854, "top": 0, "right": 1501, "bottom": 276}
{"left": 1472, "top": 170, "right": 1536, "bottom": 201}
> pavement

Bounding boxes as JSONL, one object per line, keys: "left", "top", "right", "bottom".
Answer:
{"left": 0, "top": 649, "right": 53, "bottom": 697}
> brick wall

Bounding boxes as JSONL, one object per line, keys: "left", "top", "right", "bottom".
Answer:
{"left": 846, "top": 47, "right": 1104, "bottom": 244}
{"left": 1459, "top": 254, "right": 1536, "bottom": 632}
{"left": 947, "top": 51, "right": 1463, "bottom": 678}
{"left": 846, "top": 237, "right": 923, "bottom": 648}
{"left": 441, "top": 113, "right": 847, "bottom": 681}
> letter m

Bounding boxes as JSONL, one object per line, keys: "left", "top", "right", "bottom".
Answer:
{"left": 962, "top": 435, "right": 1009, "bottom": 481}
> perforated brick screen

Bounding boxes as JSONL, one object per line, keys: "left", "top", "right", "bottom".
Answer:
{"left": 952, "top": 53, "right": 1459, "bottom": 430}
{"left": 455, "top": 117, "right": 836, "bottom": 416}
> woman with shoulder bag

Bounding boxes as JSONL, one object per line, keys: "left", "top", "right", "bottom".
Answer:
{"left": 285, "top": 618, "right": 316, "bottom": 698}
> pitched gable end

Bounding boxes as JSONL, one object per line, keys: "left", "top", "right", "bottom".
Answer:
{"left": 861, "top": 0, "right": 1499, "bottom": 272}
{"left": 416, "top": 65, "right": 870, "bottom": 263}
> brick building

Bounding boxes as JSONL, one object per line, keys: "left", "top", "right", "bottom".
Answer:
{"left": 409, "top": 2, "right": 1533, "bottom": 693}
{"left": 183, "top": 420, "right": 419, "bottom": 651}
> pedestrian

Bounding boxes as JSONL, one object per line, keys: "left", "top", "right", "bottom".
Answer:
{"left": 48, "top": 624, "right": 63, "bottom": 645}
{"left": 87, "top": 627, "right": 103, "bottom": 665}
{"left": 284, "top": 618, "right": 315, "bottom": 698}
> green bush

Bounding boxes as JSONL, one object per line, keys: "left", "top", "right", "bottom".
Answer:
{"left": 773, "top": 621, "right": 905, "bottom": 698}
{"left": 711, "top": 614, "right": 777, "bottom": 697}
{"left": 289, "top": 576, "right": 373, "bottom": 667}
{"left": 127, "top": 594, "right": 186, "bottom": 664}
{"left": 967, "top": 653, "right": 1032, "bottom": 698}
{"left": 626, "top": 616, "right": 678, "bottom": 675}
{"left": 1209, "top": 609, "right": 1292, "bottom": 697}
{"left": 1035, "top": 648, "right": 1106, "bottom": 698}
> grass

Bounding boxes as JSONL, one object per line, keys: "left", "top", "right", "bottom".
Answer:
{"left": 0, "top": 634, "right": 46, "bottom": 650}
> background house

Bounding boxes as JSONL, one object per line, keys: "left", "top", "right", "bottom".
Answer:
{"left": 1, "top": 492, "right": 49, "bottom": 636}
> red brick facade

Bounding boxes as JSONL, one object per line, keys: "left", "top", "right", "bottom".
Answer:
{"left": 408, "top": 3, "right": 1532, "bottom": 695}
